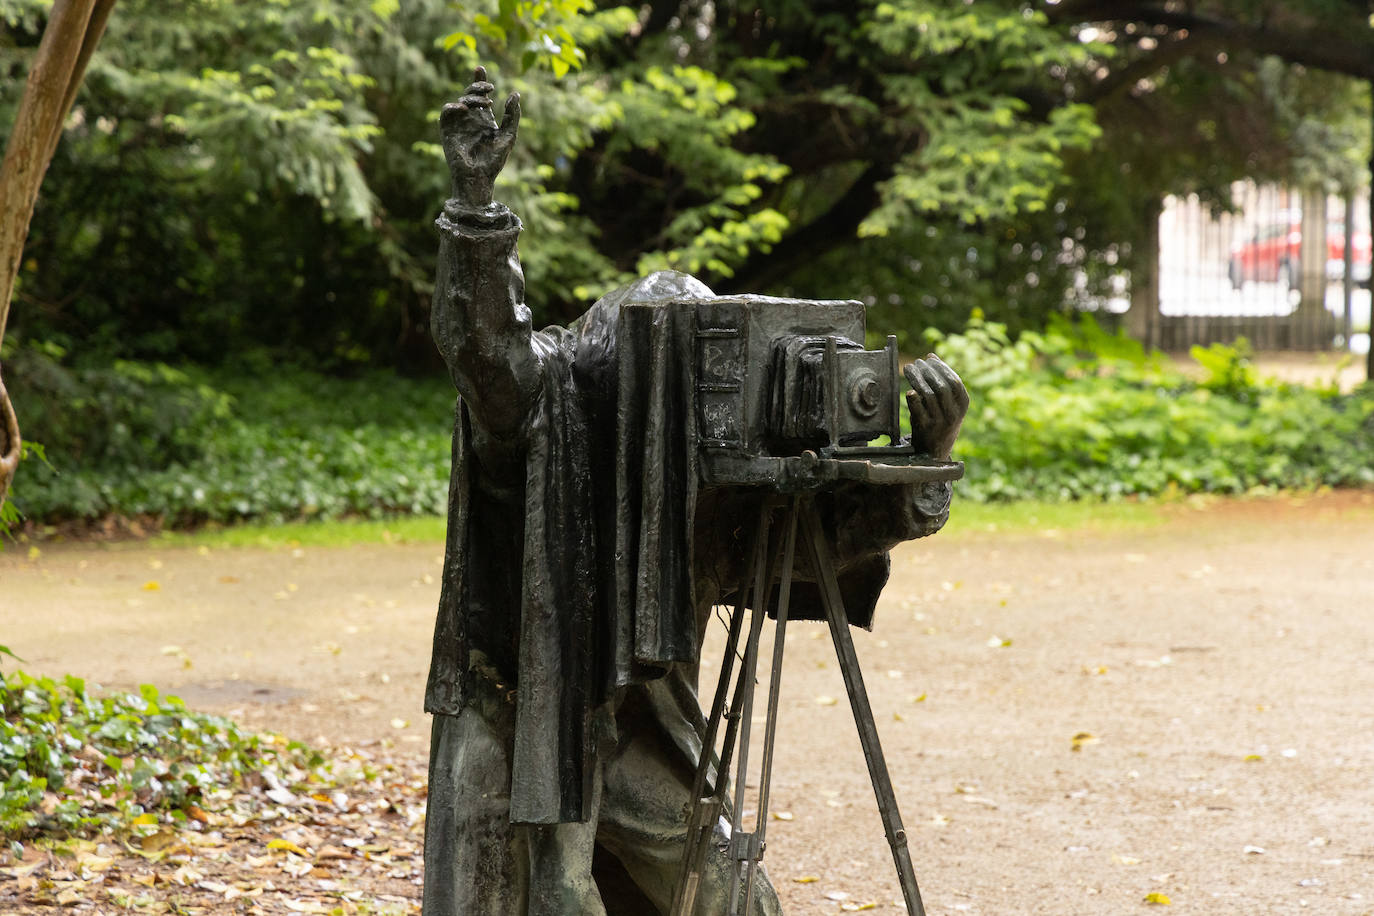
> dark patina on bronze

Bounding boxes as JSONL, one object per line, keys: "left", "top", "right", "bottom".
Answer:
{"left": 423, "top": 67, "right": 967, "bottom": 916}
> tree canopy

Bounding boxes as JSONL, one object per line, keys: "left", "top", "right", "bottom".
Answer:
{"left": 1, "top": 0, "right": 1369, "bottom": 370}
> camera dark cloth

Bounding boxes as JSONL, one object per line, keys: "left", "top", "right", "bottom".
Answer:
{"left": 425, "top": 203, "right": 948, "bottom": 826}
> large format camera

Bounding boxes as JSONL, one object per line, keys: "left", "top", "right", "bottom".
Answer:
{"left": 685, "top": 295, "right": 963, "bottom": 490}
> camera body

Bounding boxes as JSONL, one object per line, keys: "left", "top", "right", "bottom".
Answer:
{"left": 682, "top": 295, "right": 963, "bottom": 490}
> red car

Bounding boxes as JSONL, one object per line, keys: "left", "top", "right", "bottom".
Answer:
{"left": 1228, "top": 219, "right": 1371, "bottom": 289}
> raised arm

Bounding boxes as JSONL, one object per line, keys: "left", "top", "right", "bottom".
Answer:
{"left": 432, "top": 67, "right": 541, "bottom": 442}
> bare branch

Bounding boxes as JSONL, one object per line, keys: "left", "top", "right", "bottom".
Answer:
{"left": 1081, "top": 32, "right": 1217, "bottom": 103}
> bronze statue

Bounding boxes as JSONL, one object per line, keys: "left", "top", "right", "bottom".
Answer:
{"left": 423, "top": 67, "right": 968, "bottom": 916}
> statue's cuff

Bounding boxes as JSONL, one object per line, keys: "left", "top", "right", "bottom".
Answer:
{"left": 438, "top": 201, "right": 522, "bottom": 237}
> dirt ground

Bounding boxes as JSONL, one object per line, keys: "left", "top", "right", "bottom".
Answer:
{"left": 4, "top": 491, "right": 1374, "bottom": 915}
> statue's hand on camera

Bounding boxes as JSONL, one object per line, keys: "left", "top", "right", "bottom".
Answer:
{"left": 440, "top": 66, "right": 520, "bottom": 210}
{"left": 904, "top": 355, "right": 968, "bottom": 462}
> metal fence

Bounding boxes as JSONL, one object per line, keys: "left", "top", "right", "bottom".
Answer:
{"left": 1150, "top": 183, "right": 1371, "bottom": 353}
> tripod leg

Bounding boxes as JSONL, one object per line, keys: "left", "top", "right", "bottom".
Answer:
{"left": 798, "top": 498, "right": 928, "bottom": 916}
{"left": 672, "top": 501, "right": 772, "bottom": 916}
{"left": 726, "top": 504, "right": 786, "bottom": 916}
{"left": 742, "top": 495, "right": 800, "bottom": 916}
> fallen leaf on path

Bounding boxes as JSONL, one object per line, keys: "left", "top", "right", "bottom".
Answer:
{"left": 169, "top": 864, "right": 204, "bottom": 885}
{"left": 1071, "top": 732, "right": 1099, "bottom": 751}
{"left": 267, "top": 838, "right": 310, "bottom": 857}
{"left": 139, "top": 830, "right": 180, "bottom": 853}
{"left": 1143, "top": 892, "right": 1172, "bottom": 905}
{"left": 266, "top": 787, "right": 298, "bottom": 805}
{"left": 0, "top": 861, "right": 44, "bottom": 879}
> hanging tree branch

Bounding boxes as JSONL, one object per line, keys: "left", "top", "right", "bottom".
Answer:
{"left": 1045, "top": 1, "right": 1374, "bottom": 83}
{"left": 0, "top": 0, "right": 116, "bottom": 507}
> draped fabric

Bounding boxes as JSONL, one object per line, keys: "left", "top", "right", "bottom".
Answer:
{"left": 427, "top": 275, "right": 709, "bottom": 824}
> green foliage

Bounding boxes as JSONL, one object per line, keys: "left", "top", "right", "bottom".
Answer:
{"left": 2, "top": 0, "right": 1132, "bottom": 365}
{"left": 444, "top": 0, "right": 596, "bottom": 78}
{"left": 1, "top": 440, "right": 49, "bottom": 545}
{"left": 859, "top": 3, "right": 1101, "bottom": 232}
{"left": 5, "top": 0, "right": 1373, "bottom": 374}
{"left": 9, "top": 343, "right": 232, "bottom": 469}
{"left": 6, "top": 354, "right": 453, "bottom": 526}
{"left": 937, "top": 317, "right": 1374, "bottom": 502}
{"left": 1190, "top": 339, "right": 1259, "bottom": 399}
{"left": 8, "top": 329, "right": 1374, "bottom": 530}
{"left": 0, "top": 671, "right": 326, "bottom": 848}
{"left": 0, "top": 645, "right": 24, "bottom": 675}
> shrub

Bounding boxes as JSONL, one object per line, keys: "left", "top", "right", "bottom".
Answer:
{"left": 930, "top": 315, "right": 1374, "bottom": 502}
{"left": 5, "top": 318, "right": 1373, "bottom": 528}
{"left": 8, "top": 343, "right": 233, "bottom": 469}
{"left": 0, "top": 671, "right": 327, "bottom": 849}
{"left": 5, "top": 348, "right": 454, "bottom": 527}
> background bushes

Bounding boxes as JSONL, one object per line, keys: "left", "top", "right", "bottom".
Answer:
{"left": 937, "top": 316, "right": 1374, "bottom": 502}
{"left": 4, "top": 319, "right": 1372, "bottom": 530}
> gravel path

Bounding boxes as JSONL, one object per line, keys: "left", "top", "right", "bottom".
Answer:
{"left": 4, "top": 491, "right": 1373, "bottom": 914}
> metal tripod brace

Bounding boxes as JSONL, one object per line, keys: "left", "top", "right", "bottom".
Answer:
{"left": 670, "top": 494, "right": 928, "bottom": 916}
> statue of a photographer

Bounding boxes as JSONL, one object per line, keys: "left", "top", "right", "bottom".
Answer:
{"left": 423, "top": 68, "right": 969, "bottom": 916}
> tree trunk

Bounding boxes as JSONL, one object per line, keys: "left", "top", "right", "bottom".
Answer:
{"left": 0, "top": 0, "right": 115, "bottom": 507}
{"left": 1125, "top": 196, "right": 1161, "bottom": 350}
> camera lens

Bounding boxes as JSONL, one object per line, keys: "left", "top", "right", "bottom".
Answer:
{"left": 848, "top": 369, "right": 882, "bottom": 419}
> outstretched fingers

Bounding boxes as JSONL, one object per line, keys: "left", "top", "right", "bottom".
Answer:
{"left": 497, "top": 92, "right": 521, "bottom": 147}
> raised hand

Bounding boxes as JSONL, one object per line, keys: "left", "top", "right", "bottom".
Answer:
{"left": 903, "top": 354, "right": 968, "bottom": 462}
{"left": 440, "top": 66, "right": 521, "bottom": 210}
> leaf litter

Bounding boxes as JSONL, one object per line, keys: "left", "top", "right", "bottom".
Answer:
{"left": 0, "top": 740, "right": 427, "bottom": 914}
